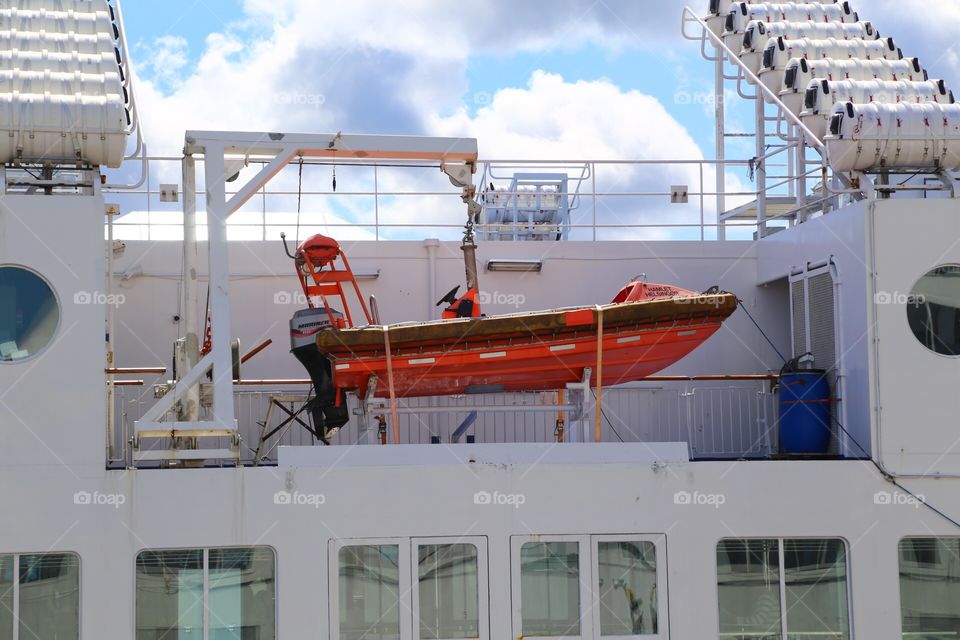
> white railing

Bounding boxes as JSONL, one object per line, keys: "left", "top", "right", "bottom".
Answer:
{"left": 101, "top": 155, "right": 801, "bottom": 243}
{"left": 110, "top": 380, "right": 778, "bottom": 466}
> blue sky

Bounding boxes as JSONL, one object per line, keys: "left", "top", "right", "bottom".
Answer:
{"left": 113, "top": 1, "right": 959, "bottom": 240}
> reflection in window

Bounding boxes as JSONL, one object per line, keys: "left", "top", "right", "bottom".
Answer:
{"left": 0, "top": 553, "right": 80, "bottom": 640}
{"left": 597, "top": 541, "right": 657, "bottom": 636}
{"left": 208, "top": 548, "right": 276, "bottom": 640}
{"left": 520, "top": 542, "right": 581, "bottom": 637}
{"left": 783, "top": 539, "right": 849, "bottom": 640}
{"left": 339, "top": 545, "right": 400, "bottom": 640}
{"left": 899, "top": 538, "right": 960, "bottom": 638}
{"left": 717, "top": 539, "right": 782, "bottom": 639}
{"left": 418, "top": 544, "right": 479, "bottom": 639}
{"left": 907, "top": 264, "right": 960, "bottom": 356}
{"left": 135, "top": 547, "right": 275, "bottom": 640}
{"left": 0, "top": 267, "right": 59, "bottom": 362}
{"left": 717, "top": 539, "right": 850, "bottom": 640}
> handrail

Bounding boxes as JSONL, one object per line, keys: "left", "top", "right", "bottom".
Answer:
{"left": 103, "top": 0, "right": 148, "bottom": 190}
{"left": 680, "top": 6, "right": 827, "bottom": 152}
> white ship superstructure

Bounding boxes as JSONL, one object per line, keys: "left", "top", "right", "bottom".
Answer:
{"left": 0, "top": 1, "right": 959, "bottom": 639}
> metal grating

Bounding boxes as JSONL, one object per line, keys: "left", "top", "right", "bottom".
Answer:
{"left": 808, "top": 271, "right": 837, "bottom": 373}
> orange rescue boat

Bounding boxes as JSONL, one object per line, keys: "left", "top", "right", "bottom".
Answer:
{"left": 283, "top": 232, "right": 737, "bottom": 440}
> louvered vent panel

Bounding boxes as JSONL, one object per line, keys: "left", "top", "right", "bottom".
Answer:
{"left": 791, "top": 279, "right": 807, "bottom": 358}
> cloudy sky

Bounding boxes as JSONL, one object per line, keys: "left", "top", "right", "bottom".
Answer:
{"left": 114, "top": 1, "right": 960, "bottom": 239}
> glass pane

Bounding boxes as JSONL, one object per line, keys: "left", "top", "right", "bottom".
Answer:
{"left": 597, "top": 541, "right": 657, "bottom": 636}
{"left": 783, "top": 539, "right": 849, "bottom": 640}
{"left": 136, "top": 549, "right": 204, "bottom": 640}
{"left": 208, "top": 548, "right": 276, "bottom": 640}
{"left": 18, "top": 553, "right": 80, "bottom": 640}
{"left": 339, "top": 545, "right": 401, "bottom": 640}
{"left": 0, "top": 556, "right": 13, "bottom": 640}
{"left": 899, "top": 538, "right": 960, "bottom": 638}
{"left": 907, "top": 264, "right": 960, "bottom": 356}
{"left": 717, "top": 539, "right": 782, "bottom": 640}
{"left": 520, "top": 542, "right": 581, "bottom": 637}
{"left": 0, "top": 267, "right": 59, "bottom": 362}
{"left": 418, "top": 544, "right": 480, "bottom": 639}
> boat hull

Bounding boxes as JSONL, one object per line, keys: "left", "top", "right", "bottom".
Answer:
{"left": 316, "top": 294, "right": 737, "bottom": 398}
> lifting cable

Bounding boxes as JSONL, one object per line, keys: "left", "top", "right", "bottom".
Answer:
{"left": 295, "top": 156, "right": 304, "bottom": 245}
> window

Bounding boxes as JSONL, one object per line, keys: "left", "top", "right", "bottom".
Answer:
{"left": 596, "top": 541, "right": 658, "bottom": 636}
{"left": 135, "top": 547, "right": 275, "bottom": 640}
{"left": 337, "top": 544, "right": 402, "bottom": 640}
{"left": 519, "top": 542, "right": 582, "bottom": 637}
{"left": 717, "top": 538, "right": 850, "bottom": 639}
{"left": 0, "top": 553, "right": 80, "bottom": 640}
{"left": 0, "top": 266, "right": 59, "bottom": 363}
{"left": 899, "top": 537, "right": 960, "bottom": 637}
{"left": 907, "top": 265, "right": 960, "bottom": 356}
{"left": 416, "top": 543, "right": 481, "bottom": 639}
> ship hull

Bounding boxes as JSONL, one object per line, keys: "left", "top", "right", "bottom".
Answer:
{"left": 316, "top": 293, "right": 737, "bottom": 398}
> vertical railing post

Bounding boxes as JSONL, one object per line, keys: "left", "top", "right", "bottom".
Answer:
{"left": 715, "top": 51, "right": 727, "bottom": 241}
{"left": 591, "top": 162, "right": 597, "bottom": 241}
{"left": 755, "top": 94, "right": 767, "bottom": 237}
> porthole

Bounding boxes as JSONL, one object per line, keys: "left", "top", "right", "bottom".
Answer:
{"left": 907, "top": 264, "right": 960, "bottom": 357}
{"left": 0, "top": 266, "right": 60, "bottom": 363}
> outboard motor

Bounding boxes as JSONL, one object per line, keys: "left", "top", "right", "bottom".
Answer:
{"left": 290, "top": 307, "right": 349, "bottom": 442}
{"left": 281, "top": 232, "right": 373, "bottom": 443}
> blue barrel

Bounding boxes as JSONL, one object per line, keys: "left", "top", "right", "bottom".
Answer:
{"left": 779, "top": 371, "right": 831, "bottom": 454}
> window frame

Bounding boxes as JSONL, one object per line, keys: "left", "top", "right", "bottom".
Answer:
{"left": 411, "top": 536, "right": 489, "bottom": 640}
{"left": 714, "top": 537, "right": 852, "bottom": 640}
{"left": 133, "top": 545, "right": 277, "bottom": 640}
{"left": 591, "top": 534, "right": 668, "bottom": 640}
{"left": 510, "top": 535, "right": 594, "bottom": 640}
{"left": 1, "top": 551, "right": 81, "bottom": 640}
{"left": 329, "top": 537, "right": 413, "bottom": 640}
{"left": 905, "top": 263, "right": 960, "bottom": 359}
{"left": 897, "top": 536, "right": 960, "bottom": 638}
